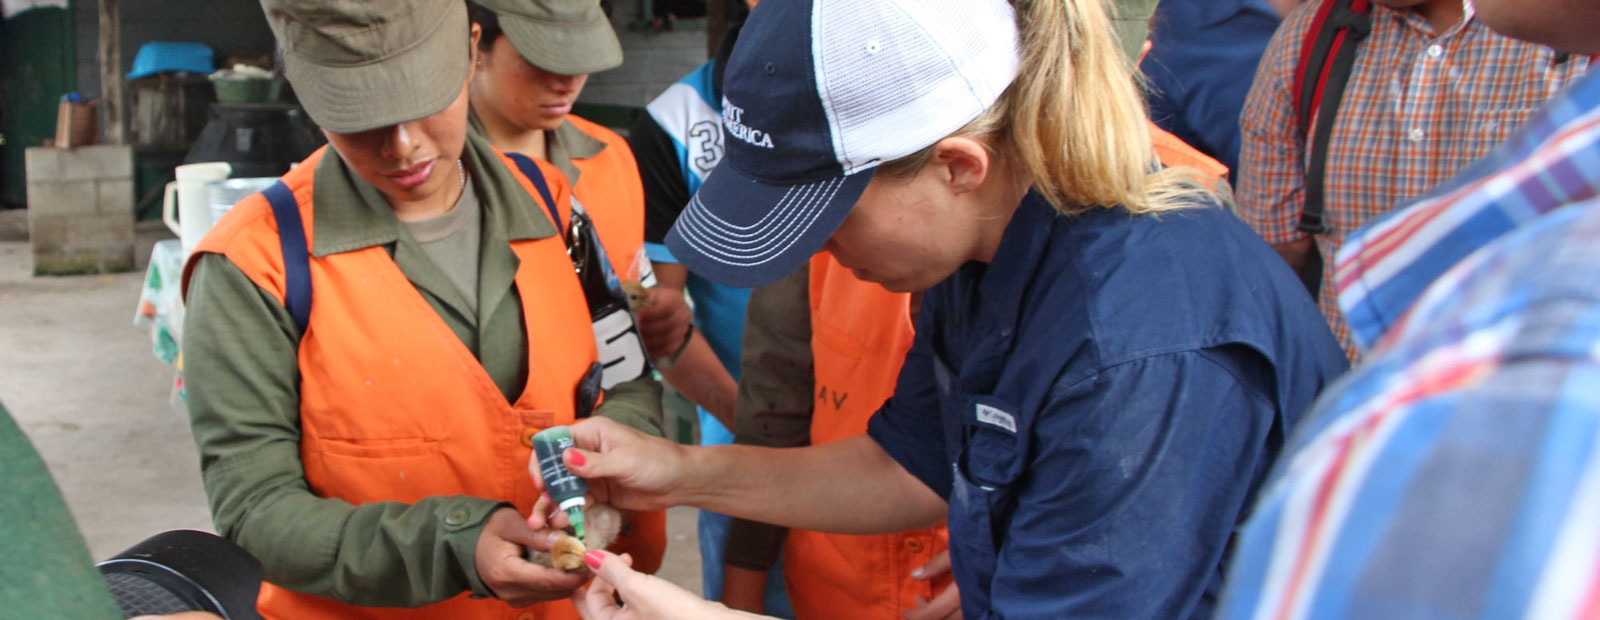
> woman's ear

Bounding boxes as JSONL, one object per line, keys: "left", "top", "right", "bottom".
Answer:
{"left": 930, "top": 137, "right": 991, "bottom": 196}
{"left": 469, "top": 23, "right": 483, "bottom": 70}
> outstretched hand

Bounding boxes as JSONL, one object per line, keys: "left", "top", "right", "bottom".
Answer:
{"left": 574, "top": 550, "right": 770, "bottom": 620}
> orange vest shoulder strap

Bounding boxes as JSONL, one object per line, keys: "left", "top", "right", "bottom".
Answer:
{"left": 495, "top": 148, "right": 574, "bottom": 235}
{"left": 180, "top": 147, "right": 325, "bottom": 304}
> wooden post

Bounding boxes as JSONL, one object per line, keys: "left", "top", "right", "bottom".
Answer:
{"left": 706, "top": 0, "right": 727, "bottom": 58}
{"left": 98, "top": 0, "right": 124, "bottom": 145}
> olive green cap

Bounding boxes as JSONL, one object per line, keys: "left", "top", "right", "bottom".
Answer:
{"left": 1111, "top": 0, "right": 1160, "bottom": 65}
{"left": 259, "top": 0, "right": 471, "bottom": 134}
{"left": 475, "top": 0, "right": 623, "bottom": 75}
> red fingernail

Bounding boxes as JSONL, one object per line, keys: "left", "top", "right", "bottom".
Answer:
{"left": 567, "top": 449, "right": 587, "bottom": 467}
{"left": 585, "top": 550, "right": 604, "bottom": 570}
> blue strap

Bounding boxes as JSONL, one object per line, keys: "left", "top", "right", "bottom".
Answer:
{"left": 505, "top": 152, "right": 566, "bottom": 239}
{"left": 262, "top": 181, "right": 312, "bottom": 333}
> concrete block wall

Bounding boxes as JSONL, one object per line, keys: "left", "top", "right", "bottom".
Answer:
{"left": 25, "top": 146, "right": 136, "bottom": 275}
{"left": 580, "top": 3, "right": 712, "bottom": 110}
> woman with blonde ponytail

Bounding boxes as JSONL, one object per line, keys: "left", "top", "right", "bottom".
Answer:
{"left": 554, "top": 1, "right": 1349, "bottom": 618}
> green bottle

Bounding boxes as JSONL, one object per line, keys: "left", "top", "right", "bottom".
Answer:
{"left": 532, "top": 426, "right": 588, "bottom": 541}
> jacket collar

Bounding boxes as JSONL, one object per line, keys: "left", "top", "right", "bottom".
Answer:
{"left": 546, "top": 119, "right": 607, "bottom": 186}
{"left": 466, "top": 107, "right": 607, "bottom": 187}
{"left": 941, "top": 192, "right": 1057, "bottom": 393}
{"left": 975, "top": 191, "right": 1058, "bottom": 337}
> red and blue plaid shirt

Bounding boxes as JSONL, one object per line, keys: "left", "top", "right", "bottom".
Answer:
{"left": 1237, "top": 2, "right": 1589, "bottom": 357}
{"left": 1222, "top": 71, "right": 1600, "bottom": 620}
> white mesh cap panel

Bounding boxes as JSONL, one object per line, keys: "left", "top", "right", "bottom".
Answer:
{"left": 813, "top": 0, "right": 1021, "bottom": 174}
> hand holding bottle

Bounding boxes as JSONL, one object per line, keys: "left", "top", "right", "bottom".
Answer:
{"left": 530, "top": 417, "right": 694, "bottom": 520}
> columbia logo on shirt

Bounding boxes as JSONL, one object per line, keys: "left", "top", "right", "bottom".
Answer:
{"left": 975, "top": 404, "right": 1016, "bottom": 433}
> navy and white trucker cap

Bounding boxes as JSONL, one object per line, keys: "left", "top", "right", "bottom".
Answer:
{"left": 665, "top": 0, "right": 1021, "bottom": 287}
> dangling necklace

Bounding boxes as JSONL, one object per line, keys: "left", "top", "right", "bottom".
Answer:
{"left": 449, "top": 158, "right": 466, "bottom": 211}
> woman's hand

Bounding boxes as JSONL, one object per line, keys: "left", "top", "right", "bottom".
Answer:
{"left": 531, "top": 417, "right": 694, "bottom": 518}
{"left": 634, "top": 287, "right": 693, "bottom": 360}
{"left": 575, "top": 550, "right": 770, "bottom": 620}
{"left": 904, "top": 550, "right": 961, "bottom": 620}
{"left": 476, "top": 507, "right": 590, "bottom": 607}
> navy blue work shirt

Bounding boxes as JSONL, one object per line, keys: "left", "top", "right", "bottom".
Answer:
{"left": 867, "top": 192, "right": 1348, "bottom": 619}
{"left": 1141, "top": 0, "right": 1281, "bottom": 177}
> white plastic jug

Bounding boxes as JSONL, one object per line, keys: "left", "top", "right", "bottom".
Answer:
{"left": 163, "top": 162, "right": 232, "bottom": 255}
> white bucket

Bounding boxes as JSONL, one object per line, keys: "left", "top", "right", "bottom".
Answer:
{"left": 207, "top": 177, "right": 280, "bottom": 226}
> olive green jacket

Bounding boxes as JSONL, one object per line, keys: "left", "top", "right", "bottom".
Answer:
{"left": 182, "top": 133, "right": 662, "bottom": 607}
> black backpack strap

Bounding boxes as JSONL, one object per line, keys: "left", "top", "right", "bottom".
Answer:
{"left": 503, "top": 152, "right": 655, "bottom": 389}
{"left": 1298, "top": 0, "right": 1372, "bottom": 238}
{"left": 262, "top": 181, "right": 312, "bottom": 333}
{"left": 1288, "top": 0, "right": 1371, "bottom": 298}
{"left": 1296, "top": 0, "right": 1352, "bottom": 130}
{"left": 506, "top": 152, "right": 566, "bottom": 240}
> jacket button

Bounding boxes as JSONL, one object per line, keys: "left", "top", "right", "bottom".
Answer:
{"left": 904, "top": 538, "right": 925, "bottom": 553}
{"left": 444, "top": 508, "right": 469, "bottom": 526}
{"left": 521, "top": 428, "right": 538, "bottom": 448}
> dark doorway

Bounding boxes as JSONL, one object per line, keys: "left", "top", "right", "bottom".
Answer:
{"left": 0, "top": 5, "right": 75, "bottom": 208}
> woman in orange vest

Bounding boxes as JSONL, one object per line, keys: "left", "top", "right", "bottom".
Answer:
{"left": 180, "top": 1, "right": 662, "bottom": 619}
{"left": 466, "top": 0, "right": 651, "bottom": 290}
{"left": 466, "top": 0, "right": 666, "bottom": 575}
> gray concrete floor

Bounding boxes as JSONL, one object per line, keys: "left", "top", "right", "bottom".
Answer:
{"left": 0, "top": 221, "right": 702, "bottom": 593}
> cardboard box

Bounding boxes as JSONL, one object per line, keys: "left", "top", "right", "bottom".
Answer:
{"left": 54, "top": 100, "right": 98, "bottom": 148}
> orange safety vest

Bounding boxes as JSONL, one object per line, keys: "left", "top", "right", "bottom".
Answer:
{"left": 785, "top": 253, "right": 950, "bottom": 620}
{"left": 553, "top": 116, "right": 665, "bottom": 574}
{"left": 567, "top": 115, "right": 649, "bottom": 283}
{"left": 184, "top": 147, "right": 593, "bottom": 620}
{"left": 1149, "top": 122, "right": 1230, "bottom": 189}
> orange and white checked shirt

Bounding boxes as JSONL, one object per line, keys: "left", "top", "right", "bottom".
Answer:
{"left": 1237, "top": 1, "right": 1589, "bottom": 358}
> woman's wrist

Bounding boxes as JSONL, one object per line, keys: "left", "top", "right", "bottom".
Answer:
{"left": 674, "top": 442, "right": 727, "bottom": 509}
{"left": 660, "top": 323, "right": 696, "bottom": 368}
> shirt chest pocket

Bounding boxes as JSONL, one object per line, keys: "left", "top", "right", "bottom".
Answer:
{"left": 943, "top": 387, "right": 1031, "bottom": 595}
{"left": 1460, "top": 106, "right": 1540, "bottom": 160}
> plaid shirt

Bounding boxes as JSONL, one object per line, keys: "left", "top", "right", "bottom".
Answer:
{"left": 1236, "top": 1, "right": 1589, "bottom": 356}
{"left": 1221, "top": 72, "right": 1600, "bottom": 620}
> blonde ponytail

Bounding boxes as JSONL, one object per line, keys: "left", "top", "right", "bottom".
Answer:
{"left": 880, "top": 0, "right": 1207, "bottom": 215}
